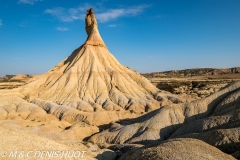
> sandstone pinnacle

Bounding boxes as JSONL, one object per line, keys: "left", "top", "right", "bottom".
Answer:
{"left": 0, "top": 8, "right": 182, "bottom": 128}
{"left": 85, "top": 8, "right": 106, "bottom": 47}
{"left": 13, "top": 8, "right": 181, "bottom": 114}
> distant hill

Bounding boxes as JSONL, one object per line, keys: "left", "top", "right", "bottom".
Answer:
{"left": 11, "top": 74, "right": 34, "bottom": 81}
{"left": 0, "top": 74, "right": 35, "bottom": 82}
{"left": 142, "top": 67, "right": 240, "bottom": 79}
{"left": 0, "top": 75, "right": 15, "bottom": 80}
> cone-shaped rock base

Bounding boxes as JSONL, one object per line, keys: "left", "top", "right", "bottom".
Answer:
{"left": 19, "top": 44, "right": 162, "bottom": 113}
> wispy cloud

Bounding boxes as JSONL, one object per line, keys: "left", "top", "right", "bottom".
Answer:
{"left": 7, "top": 56, "right": 21, "bottom": 60}
{"left": 44, "top": 4, "right": 150, "bottom": 23}
{"left": 18, "top": 0, "right": 42, "bottom": 5}
{"left": 44, "top": 4, "right": 91, "bottom": 22}
{"left": 108, "top": 24, "right": 117, "bottom": 27}
{"left": 96, "top": 5, "right": 150, "bottom": 22}
{"left": 0, "top": 19, "right": 2, "bottom": 27}
{"left": 55, "top": 27, "right": 69, "bottom": 31}
{"left": 19, "top": 21, "right": 28, "bottom": 27}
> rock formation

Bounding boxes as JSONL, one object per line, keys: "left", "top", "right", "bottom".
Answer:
{"left": 89, "top": 81, "right": 240, "bottom": 146}
{"left": 0, "top": 8, "right": 182, "bottom": 121}
{"left": 85, "top": 8, "right": 106, "bottom": 47}
{"left": 118, "top": 138, "right": 235, "bottom": 160}
{"left": 0, "top": 126, "right": 110, "bottom": 160}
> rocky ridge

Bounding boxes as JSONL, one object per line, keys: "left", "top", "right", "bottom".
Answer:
{"left": 142, "top": 67, "right": 240, "bottom": 78}
{"left": 89, "top": 81, "right": 240, "bottom": 159}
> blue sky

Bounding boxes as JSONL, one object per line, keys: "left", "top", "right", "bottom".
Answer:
{"left": 0, "top": 0, "right": 239, "bottom": 76}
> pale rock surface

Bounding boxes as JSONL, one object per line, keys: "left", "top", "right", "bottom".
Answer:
{"left": 171, "top": 128, "right": 240, "bottom": 155}
{"left": 0, "top": 96, "right": 57, "bottom": 121}
{"left": 0, "top": 96, "right": 99, "bottom": 142}
{"left": 167, "top": 88, "right": 240, "bottom": 155}
{"left": 89, "top": 81, "right": 240, "bottom": 144}
{"left": 118, "top": 138, "right": 235, "bottom": 160}
{"left": 30, "top": 98, "right": 138, "bottom": 126}
{"left": 0, "top": 127, "right": 96, "bottom": 160}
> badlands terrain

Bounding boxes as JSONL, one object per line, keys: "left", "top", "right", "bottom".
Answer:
{"left": 143, "top": 67, "right": 240, "bottom": 101}
{"left": 0, "top": 8, "right": 240, "bottom": 160}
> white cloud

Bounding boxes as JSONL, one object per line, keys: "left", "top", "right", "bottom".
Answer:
{"left": 108, "top": 24, "right": 117, "bottom": 27}
{"left": 19, "top": 22, "right": 28, "bottom": 27}
{"left": 96, "top": 5, "right": 150, "bottom": 22}
{"left": 45, "top": 4, "right": 150, "bottom": 23}
{"left": 0, "top": 19, "right": 2, "bottom": 26}
{"left": 18, "top": 0, "right": 42, "bottom": 5}
{"left": 44, "top": 4, "right": 92, "bottom": 22}
{"left": 55, "top": 27, "right": 69, "bottom": 31}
